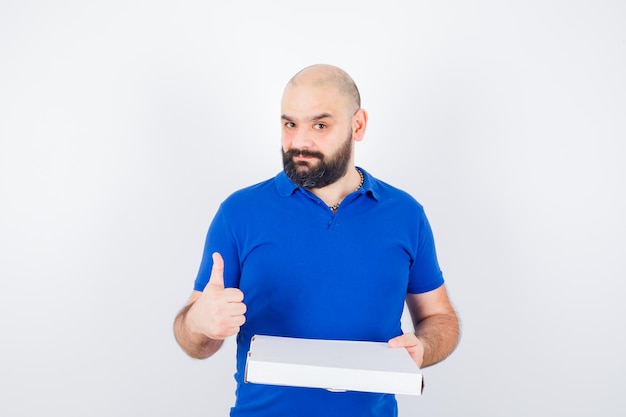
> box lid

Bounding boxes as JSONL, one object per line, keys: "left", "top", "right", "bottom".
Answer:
{"left": 244, "top": 335, "right": 424, "bottom": 395}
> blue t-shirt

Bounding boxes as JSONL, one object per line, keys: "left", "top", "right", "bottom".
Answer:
{"left": 194, "top": 168, "right": 444, "bottom": 417}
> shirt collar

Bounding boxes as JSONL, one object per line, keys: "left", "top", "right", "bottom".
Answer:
{"left": 275, "top": 167, "right": 380, "bottom": 201}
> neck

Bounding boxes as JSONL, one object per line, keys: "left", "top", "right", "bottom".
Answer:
{"left": 308, "top": 167, "right": 363, "bottom": 210}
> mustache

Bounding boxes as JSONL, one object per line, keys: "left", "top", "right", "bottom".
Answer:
{"left": 284, "top": 149, "right": 324, "bottom": 160}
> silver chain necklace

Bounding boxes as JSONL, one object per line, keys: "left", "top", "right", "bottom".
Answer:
{"left": 328, "top": 168, "right": 364, "bottom": 211}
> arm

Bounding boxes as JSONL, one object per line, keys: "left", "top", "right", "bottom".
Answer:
{"left": 389, "top": 284, "right": 459, "bottom": 368}
{"left": 173, "top": 253, "right": 247, "bottom": 359}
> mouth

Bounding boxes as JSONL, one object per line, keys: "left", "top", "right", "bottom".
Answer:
{"left": 290, "top": 149, "right": 323, "bottom": 160}
{"left": 294, "top": 154, "right": 317, "bottom": 162}
{"left": 283, "top": 148, "right": 324, "bottom": 171}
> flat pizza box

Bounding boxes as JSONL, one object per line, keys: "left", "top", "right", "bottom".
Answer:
{"left": 244, "top": 335, "right": 424, "bottom": 395}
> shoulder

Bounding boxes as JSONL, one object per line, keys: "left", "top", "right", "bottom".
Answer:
{"left": 364, "top": 170, "right": 425, "bottom": 214}
{"left": 218, "top": 173, "right": 287, "bottom": 213}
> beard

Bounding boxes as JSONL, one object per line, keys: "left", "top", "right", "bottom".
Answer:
{"left": 282, "top": 133, "right": 353, "bottom": 189}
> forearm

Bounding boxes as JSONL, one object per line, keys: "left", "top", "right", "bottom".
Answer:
{"left": 173, "top": 304, "right": 224, "bottom": 359}
{"left": 414, "top": 311, "right": 460, "bottom": 368}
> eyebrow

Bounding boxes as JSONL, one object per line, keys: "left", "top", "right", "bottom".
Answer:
{"left": 281, "top": 113, "right": 334, "bottom": 122}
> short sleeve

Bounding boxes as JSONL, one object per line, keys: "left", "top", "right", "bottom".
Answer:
{"left": 407, "top": 209, "right": 445, "bottom": 294}
{"left": 193, "top": 204, "right": 241, "bottom": 291}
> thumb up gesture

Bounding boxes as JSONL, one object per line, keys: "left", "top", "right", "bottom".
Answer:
{"left": 186, "top": 252, "right": 247, "bottom": 340}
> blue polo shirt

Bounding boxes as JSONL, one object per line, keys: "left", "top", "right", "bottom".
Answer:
{"left": 194, "top": 168, "right": 444, "bottom": 417}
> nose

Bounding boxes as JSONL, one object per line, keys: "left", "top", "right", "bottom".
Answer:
{"left": 287, "top": 126, "right": 314, "bottom": 150}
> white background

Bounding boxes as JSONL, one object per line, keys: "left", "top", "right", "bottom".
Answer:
{"left": 1, "top": 1, "right": 625, "bottom": 416}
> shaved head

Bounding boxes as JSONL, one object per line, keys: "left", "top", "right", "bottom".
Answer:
{"left": 280, "top": 64, "right": 368, "bottom": 189}
{"left": 286, "top": 64, "right": 361, "bottom": 113}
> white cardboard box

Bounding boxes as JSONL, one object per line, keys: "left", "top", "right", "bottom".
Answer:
{"left": 244, "top": 335, "right": 424, "bottom": 395}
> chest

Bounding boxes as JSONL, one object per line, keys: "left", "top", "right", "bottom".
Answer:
{"left": 234, "top": 201, "right": 415, "bottom": 340}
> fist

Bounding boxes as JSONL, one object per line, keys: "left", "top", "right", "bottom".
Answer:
{"left": 187, "top": 252, "right": 247, "bottom": 340}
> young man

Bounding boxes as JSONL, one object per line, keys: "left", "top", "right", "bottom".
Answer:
{"left": 174, "top": 64, "right": 459, "bottom": 416}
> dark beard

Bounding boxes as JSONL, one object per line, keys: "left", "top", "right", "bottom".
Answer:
{"left": 282, "top": 134, "right": 352, "bottom": 189}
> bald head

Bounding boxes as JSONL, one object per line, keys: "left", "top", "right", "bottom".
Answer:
{"left": 285, "top": 64, "right": 361, "bottom": 113}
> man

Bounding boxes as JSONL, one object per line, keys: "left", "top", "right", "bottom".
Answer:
{"left": 174, "top": 64, "right": 459, "bottom": 416}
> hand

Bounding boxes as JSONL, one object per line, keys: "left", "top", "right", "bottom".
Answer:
{"left": 388, "top": 333, "right": 425, "bottom": 368}
{"left": 186, "top": 252, "right": 247, "bottom": 340}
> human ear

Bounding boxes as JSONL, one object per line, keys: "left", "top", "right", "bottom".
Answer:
{"left": 352, "top": 108, "right": 368, "bottom": 142}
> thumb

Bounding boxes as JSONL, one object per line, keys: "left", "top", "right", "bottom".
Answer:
{"left": 388, "top": 333, "right": 418, "bottom": 348}
{"left": 207, "top": 252, "right": 225, "bottom": 288}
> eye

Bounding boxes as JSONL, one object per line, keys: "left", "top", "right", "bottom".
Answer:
{"left": 313, "top": 123, "right": 327, "bottom": 130}
{"left": 284, "top": 121, "right": 295, "bottom": 128}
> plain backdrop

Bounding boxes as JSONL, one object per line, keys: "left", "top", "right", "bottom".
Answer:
{"left": 1, "top": 1, "right": 625, "bottom": 416}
